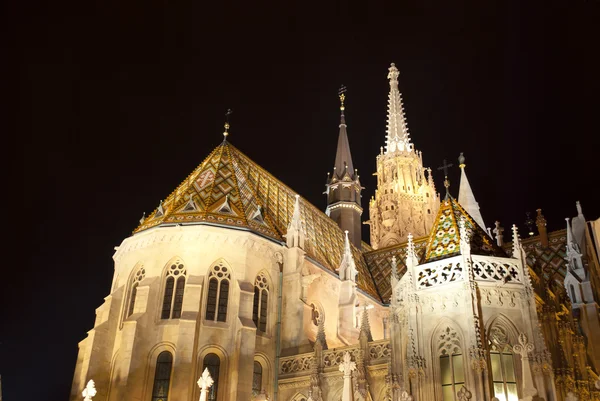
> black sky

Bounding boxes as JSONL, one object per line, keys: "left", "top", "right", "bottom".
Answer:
{"left": 5, "top": 0, "right": 600, "bottom": 399}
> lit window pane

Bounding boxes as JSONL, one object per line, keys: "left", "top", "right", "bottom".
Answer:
{"left": 440, "top": 355, "right": 452, "bottom": 385}
{"left": 442, "top": 384, "right": 454, "bottom": 401}
{"left": 506, "top": 383, "right": 518, "bottom": 401}
{"left": 452, "top": 354, "right": 464, "bottom": 384}
{"left": 493, "top": 383, "right": 506, "bottom": 401}
{"left": 502, "top": 354, "right": 516, "bottom": 382}
{"left": 491, "top": 352, "right": 502, "bottom": 381}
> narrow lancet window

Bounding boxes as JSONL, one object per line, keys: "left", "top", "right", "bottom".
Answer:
{"left": 252, "top": 272, "right": 270, "bottom": 333}
{"left": 205, "top": 261, "right": 231, "bottom": 322}
{"left": 252, "top": 361, "right": 262, "bottom": 396}
{"left": 438, "top": 326, "right": 465, "bottom": 401}
{"left": 151, "top": 351, "right": 173, "bottom": 401}
{"left": 161, "top": 261, "right": 186, "bottom": 319}
{"left": 127, "top": 267, "right": 146, "bottom": 317}
{"left": 202, "top": 353, "right": 220, "bottom": 401}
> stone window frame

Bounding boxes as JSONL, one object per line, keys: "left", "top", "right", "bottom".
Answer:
{"left": 431, "top": 322, "right": 468, "bottom": 401}
{"left": 159, "top": 258, "right": 187, "bottom": 320}
{"left": 252, "top": 270, "right": 271, "bottom": 335}
{"left": 120, "top": 263, "right": 145, "bottom": 328}
{"left": 203, "top": 259, "right": 233, "bottom": 325}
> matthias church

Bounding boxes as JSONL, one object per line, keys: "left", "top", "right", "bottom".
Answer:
{"left": 71, "top": 64, "right": 600, "bottom": 401}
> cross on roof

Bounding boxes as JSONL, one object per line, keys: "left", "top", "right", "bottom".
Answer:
{"left": 437, "top": 158, "right": 453, "bottom": 177}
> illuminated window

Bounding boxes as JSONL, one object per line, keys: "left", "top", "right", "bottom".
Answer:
{"left": 205, "top": 262, "right": 231, "bottom": 322}
{"left": 161, "top": 261, "right": 186, "bottom": 319}
{"left": 252, "top": 361, "right": 262, "bottom": 396}
{"left": 151, "top": 351, "right": 172, "bottom": 401}
{"left": 127, "top": 267, "right": 145, "bottom": 317}
{"left": 438, "top": 326, "right": 465, "bottom": 401}
{"left": 489, "top": 336, "right": 518, "bottom": 401}
{"left": 202, "top": 353, "right": 220, "bottom": 401}
{"left": 252, "top": 272, "right": 269, "bottom": 333}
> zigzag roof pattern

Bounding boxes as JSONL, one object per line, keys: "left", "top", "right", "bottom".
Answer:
{"left": 424, "top": 196, "right": 506, "bottom": 262}
{"left": 134, "top": 140, "right": 381, "bottom": 300}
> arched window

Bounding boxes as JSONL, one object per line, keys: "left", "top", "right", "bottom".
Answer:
{"left": 151, "top": 351, "right": 173, "bottom": 401}
{"left": 438, "top": 326, "right": 465, "bottom": 401}
{"left": 161, "top": 261, "right": 186, "bottom": 319}
{"left": 127, "top": 267, "right": 146, "bottom": 317}
{"left": 252, "top": 272, "right": 269, "bottom": 333}
{"left": 489, "top": 326, "right": 518, "bottom": 401}
{"left": 206, "top": 262, "right": 231, "bottom": 322}
{"left": 252, "top": 361, "right": 262, "bottom": 396}
{"left": 202, "top": 353, "right": 220, "bottom": 401}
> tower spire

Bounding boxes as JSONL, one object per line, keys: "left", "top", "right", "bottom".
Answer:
{"left": 457, "top": 153, "right": 486, "bottom": 231}
{"left": 385, "top": 63, "right": 412, "bottom": 153}
{"left": 332, "top": 85, "right": 354, "bottom": 179}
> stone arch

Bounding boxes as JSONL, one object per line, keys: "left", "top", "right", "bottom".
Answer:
{"left": 485, "top": 313, "right": 520, "bottom": 348}
{"left": 194, "top": 344, "right": 229, "bottom": 401}
{"left": 430, "top": 318, "right": 468, "bottom": 400}
{"left": 253, "top": 269, "right": 272, "bottom": 333}
{"left": 253, "top": 352, "right": 272, "bottom": 395}
{"left": 105, "top": 349, "right": 121, "bottom": 401}
{"left": 289, "top": 393, "right": 309, "bottom": 401}
{"left": 141, "top": 342, "right": 177, "bottom": 401}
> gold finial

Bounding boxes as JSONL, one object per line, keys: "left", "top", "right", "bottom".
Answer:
{"left": 223, "top": 109, "right": 232, "bottom": 138}
{"left": 338, "top": 85, "right": 347, "bottom": 111}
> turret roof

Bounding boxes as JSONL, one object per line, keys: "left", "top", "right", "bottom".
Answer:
{"left": 135, "top": 140, "right": 381, "bottom": 300}
{"left": 424, "top": 196, "right": 505, "bottom": 262}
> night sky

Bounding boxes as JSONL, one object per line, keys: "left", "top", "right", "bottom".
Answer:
{"left": 6, "top": 0, "right": 600, "bottom": 399}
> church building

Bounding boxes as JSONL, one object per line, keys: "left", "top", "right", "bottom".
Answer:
{"left": 71, "top": 64, "right": 600, "bottom": 401}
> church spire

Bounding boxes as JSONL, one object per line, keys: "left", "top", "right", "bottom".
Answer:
{"left": 325, "top": 86, "right": 363, "bottom": 247}
{"left": 457, "top": 153, "right": 486, "bottom": 231}
{"left": 333, "top": 85, "right": 355, "bottom": 180}
{"left": 385, "top": 63, "right": 412, "bottom": 154}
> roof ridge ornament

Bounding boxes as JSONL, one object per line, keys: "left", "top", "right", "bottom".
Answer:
{"left": 155, "top": 200, "right": 165, "bottom": 218}
{"left": 385, "top": 63, "right": 412, "bottom": 154}
{"left": 437, "top": 159, "right": 454, "bottom": 200}
{"left": 285, "top": 194, "right": 305, "bottom": 249}
{"left": 339, "top": 230, "right": 358, "bottom": 282}
{"left": 222, "top": 108, "right": 232, "bottom": 140}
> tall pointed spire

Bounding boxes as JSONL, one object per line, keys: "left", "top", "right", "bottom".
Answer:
{"left": 325, "top": 86, "right": 363, "bottom": 247}
{"left": 457, "top": 153, "right": 486, "bottom": 231}
{"left": 285, "top": 195, "right": 305, "bottom": 249}
{"left": 338, "top": 230, "right": 358, "bottom": 282}
{"left": 333, "top": 85, "right": 354, "bottom": 179}
{"left": 359, "top": 304, "right": 373, "bottom": 343}
{"left": 385, "top": 63, "right": 412, "bottom": 153}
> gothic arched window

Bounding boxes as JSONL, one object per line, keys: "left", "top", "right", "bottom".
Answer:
{"left": 202, "top": 353, "right": 220, "bottom": 401}
{"left": 127, "top": 267, "right": 146, "bottom": 317}
{"left": 252, "top": 272, "right": 269, "bottom": 333}
{"left": 161, "top": 261, "right": 186, "bottom": 319}
{"left": 206, "top": 261, "right": 231, "bottom": 322}
{"left": 151, "top": 351, "right": 173, "bottom": 401}
{"left": 489, "top": 326, "right": 518, "bottom": 401}
{"left": 438, "top": 326, "right": 465, "bottom": 401}
{"left": 252, "top": 361, "right": 262, "bottom": 396}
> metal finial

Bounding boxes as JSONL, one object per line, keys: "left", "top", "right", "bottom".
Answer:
{"left": 458, "top": 152, "right": 466, "bottom": 168}
{"left": 437, "top": 158, "right": 454, "bottom": 198}
{"left": 223, "top": 108, "right": 233, "bottom": 138}
{"left": 338, "top": 85, "right": 347, "bottom": 112}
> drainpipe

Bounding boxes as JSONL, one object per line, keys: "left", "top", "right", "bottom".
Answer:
{"left": 274, "top": 263, "right": 283, "bottom": 401}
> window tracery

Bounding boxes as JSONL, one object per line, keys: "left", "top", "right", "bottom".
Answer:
{"left": 489, "top": 325, "right": 518, "bottom": 401}
{"left": 161, "top": 261, "right": 186, "bottom": 319}
{"left": 202, "top": 353, "right": 220, "bottom": 401}
{"left": 206, "top": 261, "right": 231, "bottom": 322}
{"left": 437, "top": 326, "right": 465, "bottom": 401}
{"left": 151, "top": 351, "right": 173, "bottom": 401}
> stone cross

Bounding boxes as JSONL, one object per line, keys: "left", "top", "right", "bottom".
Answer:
{"left": 197, "top": 368, "right": 214, "bottom": 401}
{"left": 339, "top": 351, "right": 356, "bottom": 401}
{"left": 456, "top": 386, "right": 472, "bottom": 400}
{"left": 82, "top": 380, "right": 97, "bottom": 401}
{"left": 513, "top": 333, "right": 538, "bottom": 398}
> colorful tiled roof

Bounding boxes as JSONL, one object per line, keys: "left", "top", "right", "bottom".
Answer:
{"left": 134, "top": 140, "right": 381, "bottom": 300}
{"left": 424, "top": 197, "right": 505, "bottom": 262}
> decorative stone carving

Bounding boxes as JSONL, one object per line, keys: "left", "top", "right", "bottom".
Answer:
{"left": 339, "top": 352, "right": 357, "bottom": 401}
{"left": 513, "top": 333, "right": 538, "bottom": 399}
{"left": 456, "top": 386, "right": 472, "bottom": 400}
{"left": 400, "top": 390, "right": 413, "bottom": 401}
{"left": 416, "top": 260, "right": 463, "bottom": 288}
{"left": 280, "top": 354, "right": 315, "bottom": 374}
{"left": 197, "top": 368, "right": 214, "bottom": 401}
{"left": 368, "top": 341, "right": 391, "bottom": 361}
{"left": 565, "top": 392, "right": 578, "bottom": 401}
{"left": 82, "top": 380, "right": 97, "bottom": 401}
{"left": 471, "top": 259, "right": 521, "bottom": 284}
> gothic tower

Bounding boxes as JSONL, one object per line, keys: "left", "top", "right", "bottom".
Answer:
{"left": 366, "top": 64, "right": 440, "bottom": 249}
{"left": 325, "top": 87, "right": 363, "bottom": 247}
